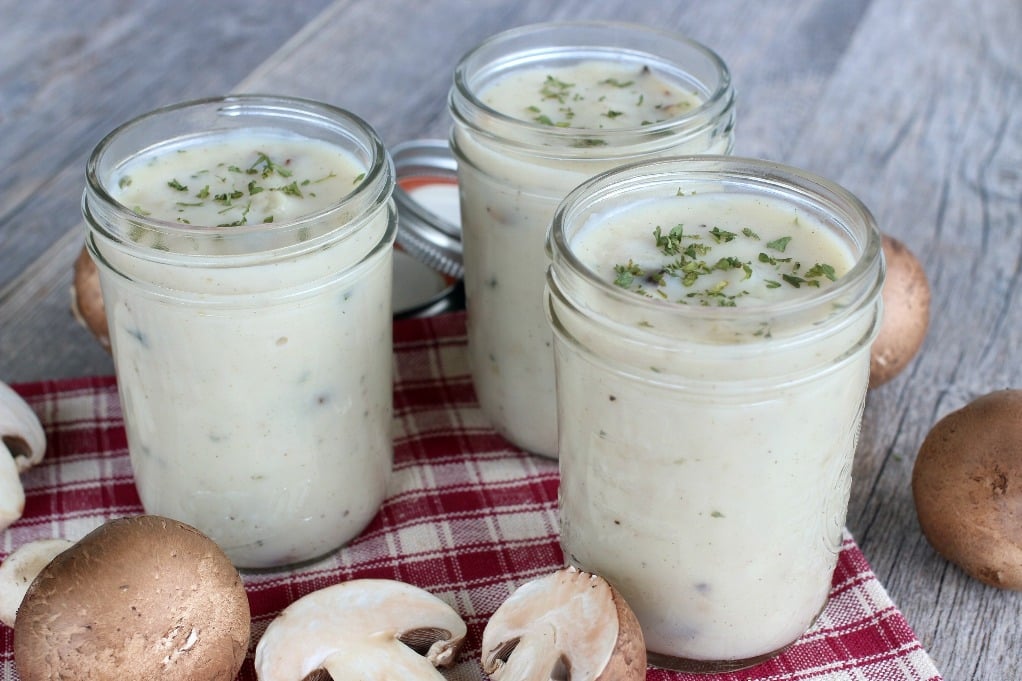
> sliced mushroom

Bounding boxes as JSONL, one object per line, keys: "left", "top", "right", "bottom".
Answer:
{"left": 481, "top": 566, "right": 647, "bottom": 681}
{"left": 0, "top": 538, "right": 73, "bottom": 628}
{"left": 0, "top": 381, "right": 47, "bottom": 532}
{"left": 255, "top": 579, "right": 467, "bottom": 681}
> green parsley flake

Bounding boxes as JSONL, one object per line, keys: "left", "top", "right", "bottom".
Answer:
{"left": 611, "top": 218, "right": 839, "bottom": 304}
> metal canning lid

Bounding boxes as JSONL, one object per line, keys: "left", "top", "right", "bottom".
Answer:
{"left": 392, "top": 139, "right": 463, "bottom": 279}
{"left": 391, "top": 139, "right": 464, "bottom": 318}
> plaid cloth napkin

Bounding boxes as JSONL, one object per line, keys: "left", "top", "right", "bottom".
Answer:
{"left": 2, "top": 311, "right": 942, "bottom": 681}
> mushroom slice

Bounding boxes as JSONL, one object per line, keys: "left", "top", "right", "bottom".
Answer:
{"left": 255, "top": 578, "right": 467, "bottom": 681}
{"left": 0, "top": 538, "right": 73, "bottom": 628}
{"left": 0, "top": 382, "right": 47, "bottom": 532}
{"left": 481, "top": 566, "right": 647, "bottom": 681}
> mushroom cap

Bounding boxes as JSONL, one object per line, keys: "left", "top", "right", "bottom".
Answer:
{"left": 481, "top": 566, "right": 647, "bottom": 681}
{"left": 869, "top": 234, "right": 930, "bottom": 388}
{"left": 0, "top": 538, "right": 74, "bottom": 628}
{"left": 0, "top": 381, "right": 46, "bottom": 473}
{"left": 14, "top": 515, "right": 251, "bottom": 681}
{"left": 70, "top": 244, "right": 110, "bottom": 351}
{"left": 0, "top": 381, "right": 47, "bottom": 532}
{"left": 255, "top": 578, "right": 467, "bottom": 681}
{"left": 912, "top": 390, "right": 1022, "bottom": 589}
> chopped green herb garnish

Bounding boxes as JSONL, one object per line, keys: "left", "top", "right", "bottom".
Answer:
{"left": 654, "top": 225, "right": 685, "bottom": 255}
{"left": 709, "top": 227, "right": 737, "bottom": 243}
{"left": 805, "top": 263, "right": 837, "bottom": 281}
{"left": 249, "top": 152, "right": 293, "bottom": 178}
{"left": 600, "top": 78, "right": 635, "bottom": 88}
{"left": 277, "top": 181, "right": 303, "bottom": 198}
{"left": 613, "top": 260, "right": 643, "bottom": 288}
{"left": 540, "top": 75, "right": 574, "bottom": 103}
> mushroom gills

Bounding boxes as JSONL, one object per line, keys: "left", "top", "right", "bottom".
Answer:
{"left": 400, "top": 626, "right": 462, "bottom": 658}
{"left": 486, "top": 625, "right": 572, "bottom": 681}
{"left": 3, "top": 435, "right": 32, "bottom": 462}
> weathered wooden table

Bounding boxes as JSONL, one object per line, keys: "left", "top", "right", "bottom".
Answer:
{"left": 1, "top": 1, "right": 1019, "bottom": 678}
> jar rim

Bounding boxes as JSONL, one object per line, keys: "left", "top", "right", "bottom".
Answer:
{"left": 84, "top": 94, "right": 394, "bottom": 257}
{"left": 449, "top": 21, "right": 735, "bottom": 154}
{"left": 548, "top": 154, "right": 885, "bottom": 328}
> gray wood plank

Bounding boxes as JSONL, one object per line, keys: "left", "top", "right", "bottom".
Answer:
{"left": 783, "top": 2, "right": 1022, "bottom": 679}
{"left": 0, "top": 0, "right": 335, "bottom": 380}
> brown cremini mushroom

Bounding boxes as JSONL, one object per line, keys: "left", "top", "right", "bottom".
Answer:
{"left": 912, "top": 390, "right": 1022, "bottom": 590}
{"left": 255, "top": 578, "right": 467, "bottom": 681}
{"left": 869, "top": 234, "right": 930, "bottom": 388}
{"left": 0, "top": 538, "right": 73, "bottom": 628}
{"left": 70, "top": 244, "right": 110, "bottom": 351}
{"left": 0, "top": 381, "right": 47, "bottom": 532}
{"left": 14, "top": 515, "right": 250, "bottom": 681}
{"left": 481, "top": 566, "right": 646, "bottom": 681}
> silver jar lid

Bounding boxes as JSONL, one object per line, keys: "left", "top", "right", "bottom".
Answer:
{"left": 391, "top": 139, "right": 464, "bottom": 318}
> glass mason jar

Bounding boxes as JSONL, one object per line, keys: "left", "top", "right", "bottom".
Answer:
{"left": 83, "top": 96, "right": 396, "bottom": 569}
{"left": 449, "top": 21, "right": 735, "bottom": 457}
{"left": 546, "top": 156, "right": 884, "bottom": 671}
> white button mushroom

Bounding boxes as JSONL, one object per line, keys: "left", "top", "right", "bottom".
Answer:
{"left": 255, "top": 579, "right": 467, "bottom": 681}
{"left": 481, "top": 566, "right": 647, "bottom": 681}
{"left": 0, "top": 538, "right": 74, "bottom": 628}
{"left": 0, "top": 381, "right": 47, "bottom": 532}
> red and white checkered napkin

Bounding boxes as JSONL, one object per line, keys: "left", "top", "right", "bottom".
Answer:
{"left": 2, "top": 311, "right": 941, "bottom": 681}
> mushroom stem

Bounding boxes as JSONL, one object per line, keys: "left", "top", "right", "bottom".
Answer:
{"left": 322, "top": 638, "right": 457, "bottom": 681}
{"left": 485, "top": 623, "right": 566, "bottom": 681}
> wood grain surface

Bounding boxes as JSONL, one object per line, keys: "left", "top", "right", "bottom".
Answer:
{"left": 1, "top": 1, "right": 1020, "bottom": 678}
